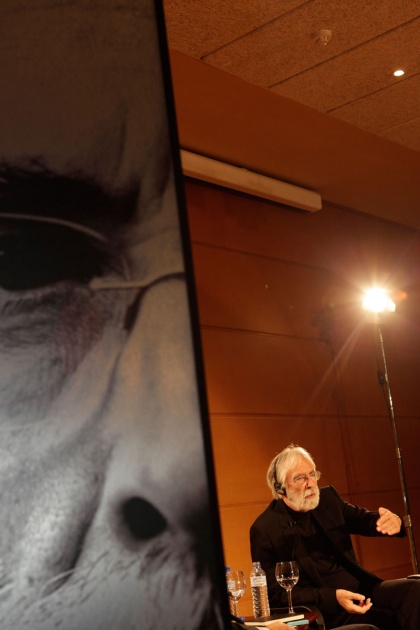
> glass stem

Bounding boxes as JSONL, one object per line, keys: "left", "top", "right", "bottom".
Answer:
{"left": 229, "top": 598, "right": 238, "bottom": 616}
{"left": 287, "top": 589, "right": 294, "bottom": 614}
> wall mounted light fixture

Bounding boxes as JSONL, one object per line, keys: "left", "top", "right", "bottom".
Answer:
{"left": 180, "top": 150, "right": 322, "bottom": 213}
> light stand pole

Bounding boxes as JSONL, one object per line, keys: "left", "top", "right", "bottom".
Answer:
{"left": 374, "top": 322, "right": 419, "bottom": 574}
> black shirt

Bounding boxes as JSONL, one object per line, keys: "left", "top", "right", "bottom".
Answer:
{"left": 285, "top": 504, "right": 360, "bottom": 593}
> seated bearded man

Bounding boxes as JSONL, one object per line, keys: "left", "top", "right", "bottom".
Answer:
{"left": 250, "top": 445, "right": 420, "bottom": 630}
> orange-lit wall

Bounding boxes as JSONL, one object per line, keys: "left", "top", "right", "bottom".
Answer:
{"left": 185, "top": 179, "right": 420, "bottom": 616}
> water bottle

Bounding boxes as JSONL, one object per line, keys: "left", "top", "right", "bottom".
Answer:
{"left": 250, "top": 561, "right": 270, "bottom": 618}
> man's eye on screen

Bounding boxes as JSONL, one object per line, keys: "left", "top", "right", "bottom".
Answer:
{"left": 0, "top": 219, "right": 110, "bottom": 291}
{"left": 0, "top": 169, "right": 138, "bottom": 293}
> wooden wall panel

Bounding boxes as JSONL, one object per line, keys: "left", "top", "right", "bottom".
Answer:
{"left": 201, "top": 329, "right": 336, "bottom": 416}
{"left": 186, "top": 180, "right": 420, "bottom": 279}
{"left": 395, "top": 419, "right": 420, "bottom": 492}
{"left": 192, "top": 243, "right": 334, "bottom": 338}
{"left": 406, "top": 488, "right": 420, "bottom": 551}
{"left": 184, "top": 179, "right": 420, "bottom": 596}
{"left": 332, "top": 344, "right": 397, "bottom": 416}
{"left": 210, "top": 415, "right": 348, "bottom": 506}
{"left": 338, "top": 416, "right": 405, "bottom": 495}
{"left": 350, "top": 488, "right": 413, "bottom": 577}
{"left": 306, "top": 322, "right": 420, "bottom": 427}
{"left": 377, "top": 350, "right": 420, "bottom": 416}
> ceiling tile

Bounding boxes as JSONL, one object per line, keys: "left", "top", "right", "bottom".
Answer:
{"left": 270, "top": 19, "right": 420, "bottom": 111}
{"left": 163, "top": 0, "right": 306, "bottom": 57}
{"left": 329, "top": 74, "right": 420, "bottom": 134}
{"left": 198, "top": 0, "right": 420, "bottom": 87}
{"left": 381, "top": 118, "right": 420, "bottom": 152}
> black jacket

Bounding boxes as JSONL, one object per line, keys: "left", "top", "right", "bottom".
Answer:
{"left": 250, "top": 485, "right": 404, "bottom": 617}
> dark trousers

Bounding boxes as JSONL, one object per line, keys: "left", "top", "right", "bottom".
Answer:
{"left": 330, "top": 578, "right": 420, "bottom": 630}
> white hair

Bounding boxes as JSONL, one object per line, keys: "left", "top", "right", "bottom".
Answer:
{"left": 266, "top": 444, "right": 316, "bottom": 499}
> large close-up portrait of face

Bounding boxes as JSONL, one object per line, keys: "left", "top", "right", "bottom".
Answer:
{"left": 0, "top": 1, "right": 226, "bottom": 628}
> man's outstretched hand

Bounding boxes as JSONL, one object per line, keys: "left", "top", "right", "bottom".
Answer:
{"left": 376, "top": 507, "right": 402, "bottom": 535}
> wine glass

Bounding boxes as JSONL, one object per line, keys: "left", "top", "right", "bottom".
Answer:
{"left": 226, "top": 570, "right": 246, "bottom": 617}
{"left": 275, "top": 560, "right": 299, "bottom": 614}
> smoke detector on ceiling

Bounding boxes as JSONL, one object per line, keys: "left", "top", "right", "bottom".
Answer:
{"left": 315, "top": 29, "right": 332, "bottom": 45}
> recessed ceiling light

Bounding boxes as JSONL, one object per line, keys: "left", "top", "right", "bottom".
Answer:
{"left": 393, "top": 69, "right": 405, "bottom": 77}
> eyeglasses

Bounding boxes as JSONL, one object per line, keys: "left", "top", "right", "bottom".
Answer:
{"left": 291, "top": 470, "right": 321, "bottom": 485}
{"left": 0, "top": 212, "right": 184, "bottom": 292}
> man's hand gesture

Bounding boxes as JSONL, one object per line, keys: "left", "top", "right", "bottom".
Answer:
{"left": 336, "top": 589, "right": 372, "bottom": 614}
{"left": 376, "top": 507, "right": 402, "bottom": 535}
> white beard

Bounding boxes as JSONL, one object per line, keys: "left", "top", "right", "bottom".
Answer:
{"left": 285, "top": 486, "right": 320, "bottom": 512}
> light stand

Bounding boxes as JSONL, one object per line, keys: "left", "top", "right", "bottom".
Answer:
{"left": 363, "top": 287, "right": 418, "bottom": 574}
{"left": 374, "top": 323, "right": 419, "bottom": 574}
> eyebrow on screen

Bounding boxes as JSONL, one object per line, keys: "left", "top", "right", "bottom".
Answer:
{"left": 0, "top": 164, "right": 138, "bottom": 237}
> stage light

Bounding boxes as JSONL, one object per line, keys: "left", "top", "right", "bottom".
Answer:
{"left": 362, "top": 287, "right": 396, "bottom": 313}
{"left": 362, "top": 286, "right": 418, "bottom": 573}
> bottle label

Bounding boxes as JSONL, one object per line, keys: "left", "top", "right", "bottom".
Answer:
{"left": 226, "top": 579, "right": 235, "bottom": 590}
{"left": 250, "top": 576, "right": 267, "bottom": 587}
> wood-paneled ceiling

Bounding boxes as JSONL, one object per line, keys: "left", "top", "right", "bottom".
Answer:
{"left": 163, "top": 0, "right": 420, "bottom": 153}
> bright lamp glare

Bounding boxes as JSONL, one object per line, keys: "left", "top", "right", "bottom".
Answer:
{"left": 362, "top": 288, "right": 396, "bottom": 313}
